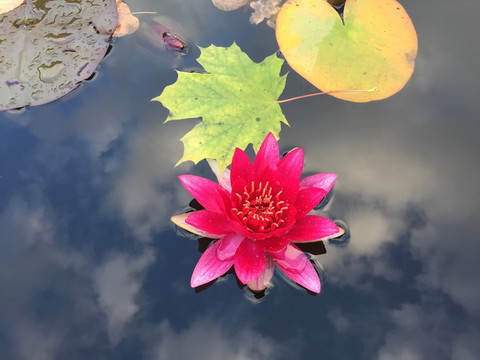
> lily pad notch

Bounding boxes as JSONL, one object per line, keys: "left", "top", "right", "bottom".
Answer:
{"left": 276, "top": 0, "right": 418, "bottom": 102}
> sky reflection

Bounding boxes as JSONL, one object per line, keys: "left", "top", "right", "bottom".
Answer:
{"left": 1, "top": 0, "right": 480, "bottom": 359}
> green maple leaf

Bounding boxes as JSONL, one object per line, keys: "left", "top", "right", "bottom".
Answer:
{"left": 152, "top": 43, "right": 288, "bottom": 170}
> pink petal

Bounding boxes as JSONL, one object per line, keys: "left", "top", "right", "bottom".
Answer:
{"left": 229, "top": 172, "right": 296, "bottom": 240}
{"left": 270, "top": 244, "right": 320, "bottom": 293}
{"left": 256, "top": 163, "right": 282, "bottom": 185}
{"left": 287, "top": 215, "right": 340, "bottom": 242}
{"left": 219, "top": 169, "right": 232, "bottom": 193}
{"left": 234, "top": 239, "right": 266, "bottom": 284}
{"left": 247, "top": 255, "right": 274, "bottom": 291}
{"left": 255, "top": 234, "right": 292, "bottom": 252}
{"left": 278, "top": 148, "right": 304, "bottom": 183}
{"left": 230, "top": 175, "right": 248, "bottom": 201}
{"left": 300, "top": 173, "right": 337, "bottom": 193}
{"left": 227, "top": 216, "right": 294, "bottom": 240}
{"left": 231, "top": 148, "right": 254, "bottom": 186}
{"left": 256, "top": 164, "right": 299, "bottom": 204}
{"left": 228, "top": 217, "right": 255, "bottom": 238}
{"left": 216, "top": 233, "right": 245, "bottom": 261}
{"left": 171, "top": 213, "right": 223, "bottom": 239}
{"left": 191, "top": 239, "right": 233, "bottom": 287}
{"left": 253, "top": 133, "right": 279, "bottom": 176}
{"left": 179, "top": 175, "right": 229, "bottom": 214}
{"left": 185, "top": 210, "right": 233, "bottom": 237}
{"left": 294, "top": 187, "right": 327, "bottom": 218}
{"left": 255, "top": 164, "right": 299, "bottom": 206}
{"left": 228, "top": 177, "right": 255, "bottom": 237}
{"left": 207, "top": 159, "right": 232, "bottom": 192}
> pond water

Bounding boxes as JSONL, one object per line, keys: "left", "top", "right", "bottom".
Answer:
{"left": 1, "top": 0, "right": 480, "bottom": 359}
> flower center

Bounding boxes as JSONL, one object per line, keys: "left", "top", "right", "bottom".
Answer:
{"left": 232, "top": 181, "right": 289, "bottom": 233}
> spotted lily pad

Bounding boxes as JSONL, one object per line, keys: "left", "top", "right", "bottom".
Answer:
{"left": 0, "top": 0, "right": 118, "bottom": 111}
{"left": 276, "top": 0, "right": 418, "bottom": 102}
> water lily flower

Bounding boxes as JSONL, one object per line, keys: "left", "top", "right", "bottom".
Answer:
{"left": 172, "top": 133, "right": 344, "bottom": 293}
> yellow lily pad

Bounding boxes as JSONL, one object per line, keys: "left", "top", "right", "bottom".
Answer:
{"left": 0, "top": 0, "right": 24, "bottom": 15}
{"left": 276, "top": 0, "right": 418, "bottom": 102}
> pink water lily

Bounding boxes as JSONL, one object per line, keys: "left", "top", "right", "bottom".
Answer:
{"left": 172, "top": 133, "right": 344, "bottom": 293}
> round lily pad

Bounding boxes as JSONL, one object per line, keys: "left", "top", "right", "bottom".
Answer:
{"left": 0, "top": 0, "right": 118, "bottom": 111}
{"left": 276, "top": 0, "right": 418, "bottom": 102}
{"left": 212, "top": 0, "right": 250, "bottom": 12}
{"left": 0, "top": 0, "right": 24, "bottom": 14}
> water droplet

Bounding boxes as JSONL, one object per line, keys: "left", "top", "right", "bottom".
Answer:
{"left": 38, "top": 61, "right": 66, "bottom": 83}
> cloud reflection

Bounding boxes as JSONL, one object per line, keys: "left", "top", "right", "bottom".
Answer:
{"left": 378, "top": 303, "right": 480, "bottom": 360}
{"left": 1, "top": 0, "right": 479, "bottom": 359}
{"left": 144, "top": 318, "right": 295, "bottom": 360}
{"left": 0, "top": 196, "right": 104, "bottom": 360}
{"left": 94, "top": 249, "right": 155, "bottom": 345}
{"left": 104, "top": 118, "right": 190, "bottom": 241}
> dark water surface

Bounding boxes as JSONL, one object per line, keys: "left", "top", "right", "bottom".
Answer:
{"left": 1, "top": 0, "right": 480, "bottom": 359}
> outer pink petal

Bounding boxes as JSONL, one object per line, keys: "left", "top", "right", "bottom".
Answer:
{"left": 300, "top": 173, "right": 337, "bottom": 193}
{"left": 277, "top": 148, "right": 304, "bottom": 183}
{"left": 218, "top": 168, "right": 232, "bottom": 193}
{"left": 253, "top": 133, "right": 279, "bottom": 176}
{"left": 287, "top": 215, "right": 340, "bottom": 242}
{"left": 216, "top": 234, "right": 245, "bottom": 261}
{"left": 270, "top": 244, "right": 320, "bottom": 293}
{"left": 185, "top": 210, "right": 233, "bottom": 237}
{"left": 255, "top": 235, "right": 291, "bottom": 252}
{"left": 207, "top": 159, "right": 232, "bottom": 192}
{"left": 179, "top": 175, "right": 229, "bottom": 214}
{"left": 191, "top": 239, "right": 233, "bottom": 287}
{"left": 234, "top": 239, "right": 266, "bottom": 284}
{"left": 171, "top": 213, "right": 223, "bottom": 239}
{"left": 247, "top": 255, "right": 274, "bottom": 291}
{"left": 294, "top": 187, "right": 327, "bottom": 218}
{"left": 231, "top": 148, "right": 254, "bottom": 186}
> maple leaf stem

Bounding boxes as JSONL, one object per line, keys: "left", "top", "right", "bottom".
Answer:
{"left": 277, "top": 87, "right": 378, "bottom": 104}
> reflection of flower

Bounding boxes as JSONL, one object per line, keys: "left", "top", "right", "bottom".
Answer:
{"left": 172, "top": 133, "right": 343, "bottom": 293}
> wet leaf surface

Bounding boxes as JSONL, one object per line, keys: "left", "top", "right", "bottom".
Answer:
{"left": 0, "top": 0, "right": 118, "bottom": 111}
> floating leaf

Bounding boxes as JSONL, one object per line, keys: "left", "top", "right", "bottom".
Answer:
{"left": 212, "top": 0, "right": 250, "bottom": 12}
{"left": 135, "top": 15, "right": 189, "bottom": 58}
{"left": 152, "top": 43, "right": 288, "bottom": 170}
{"left": 113, "top": 0, "right": 139, "bottom": 38}
{"left": 0, "top": 0, "right": 24, "bottom": 14}
{"left": 0, "top": 0, "right": 118, "bottom": 111}
{"left": 152, "top": 23, "right": 188, "bottom": 53}
{"left": 276, "top": 0, "right": 418, "bottom": 102}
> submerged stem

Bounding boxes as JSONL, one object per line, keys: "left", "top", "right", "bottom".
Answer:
{"left": 277, "top": 87, "right": 378, "bottom": 104}
{"left": 131, "top": 12, "right": 158, "bottom": 15}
